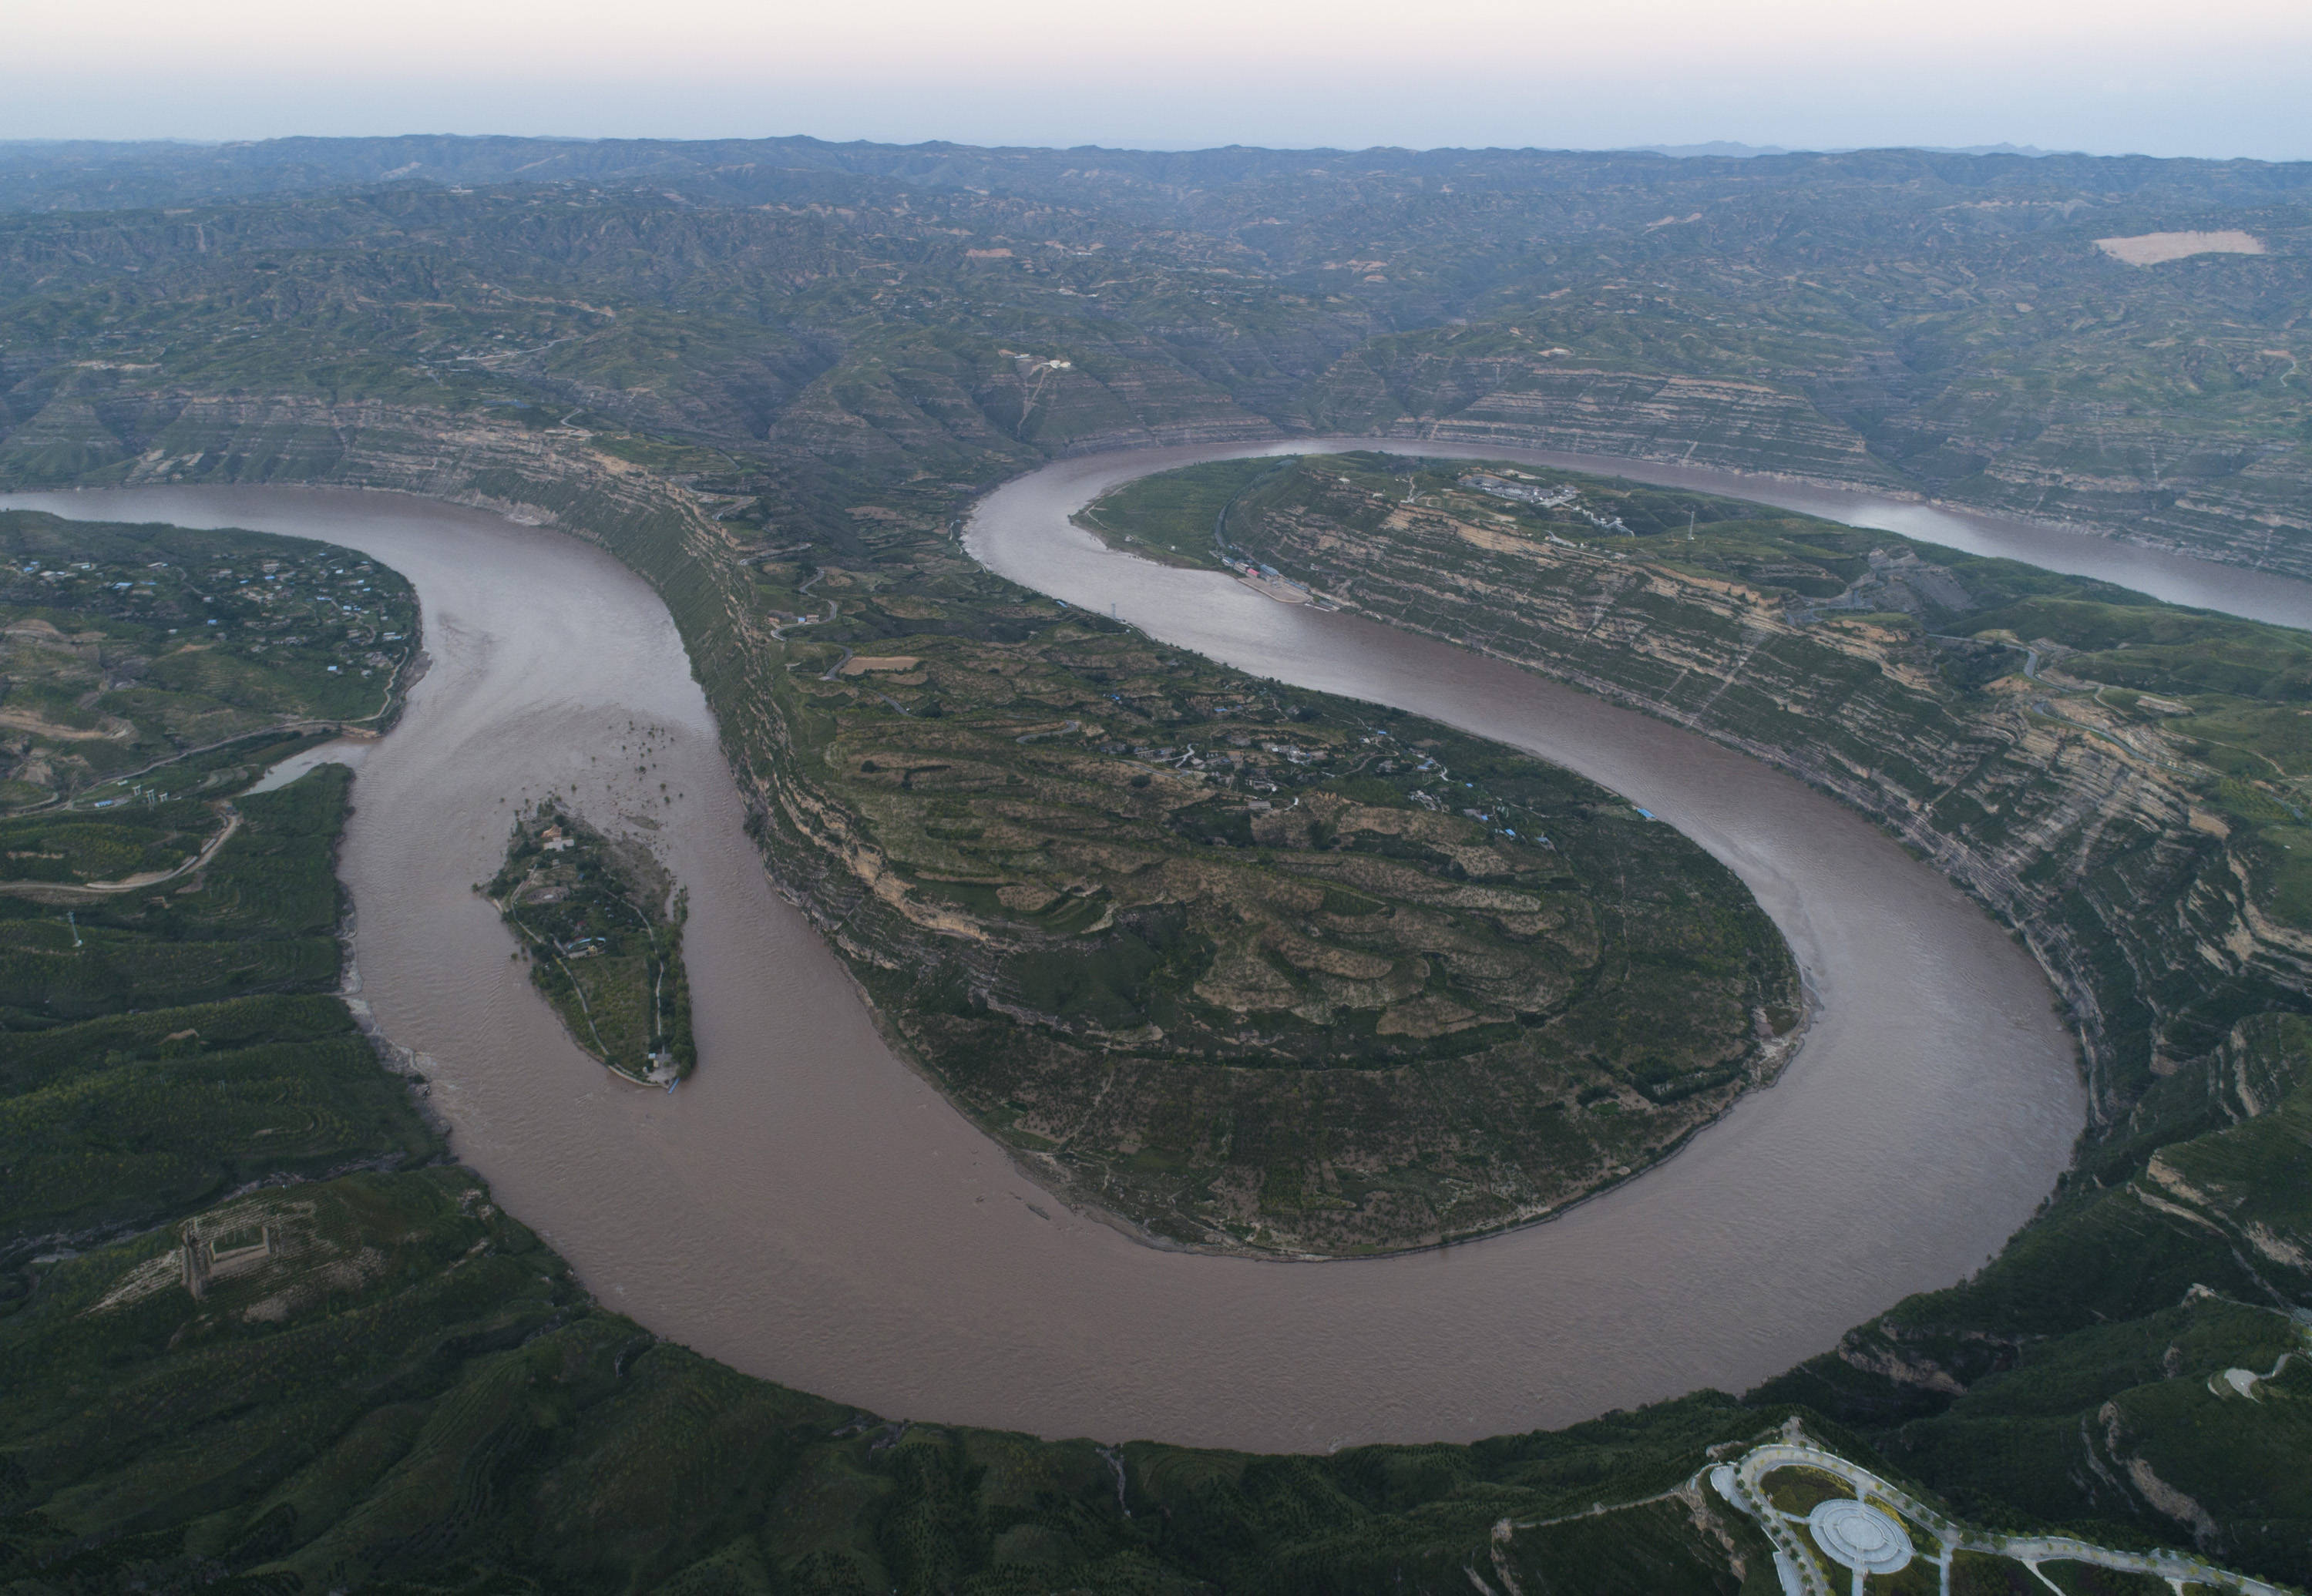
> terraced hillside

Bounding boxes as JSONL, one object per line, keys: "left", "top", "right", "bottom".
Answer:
{"left": 1158, "top": 452, "right": 2312, "bottom": 1117}
{"left": 742, "top": 529, "right": 1797, "bottom": 1255}
{"left": 1109, "top": 452, "right": 2312, "bottom": 1574}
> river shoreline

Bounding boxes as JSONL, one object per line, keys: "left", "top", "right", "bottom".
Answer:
{"left": 1181, "top": 433, "right": 2312, "bottom": 630}
{"left": 0, "top": 469, "right": 2084, "bottom": 1450}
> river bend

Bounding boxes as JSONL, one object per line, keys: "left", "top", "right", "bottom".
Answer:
{"left": 0, "top": 449, "right": 2112, "bottom": 1451}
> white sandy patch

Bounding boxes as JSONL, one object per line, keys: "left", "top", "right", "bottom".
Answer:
{"left": 2096, "top": 230, "right": 2266, "bottom": 266}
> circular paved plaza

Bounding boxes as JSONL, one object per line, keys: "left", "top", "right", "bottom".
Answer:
{"left": 1807, "top": 1499, "right": 1914, "bottom": 1574}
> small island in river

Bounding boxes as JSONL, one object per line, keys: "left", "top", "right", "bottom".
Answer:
{"left": 489, "top": 803, "right": 695, "bottom": 1086}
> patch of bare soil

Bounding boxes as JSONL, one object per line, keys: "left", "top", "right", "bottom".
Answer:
{"left": 2095, "top": 230, "right": 2265, "bottom": 266}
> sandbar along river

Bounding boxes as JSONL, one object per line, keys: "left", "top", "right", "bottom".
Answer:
{"left": 12, "top": 438, "right": 2226, "bottom": 1450}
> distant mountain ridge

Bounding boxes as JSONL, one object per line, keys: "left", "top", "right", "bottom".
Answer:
{"left": 0, "top": 132, "right": 2280, "bottom": 216}
{"left": 1636, "top": 140, "right": 2058, "bottom": 158}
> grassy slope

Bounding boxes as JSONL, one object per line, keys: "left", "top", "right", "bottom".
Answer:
{"left": 0, "top": 765, "right": 434, "bottom": 1268}
{"left": 3, "top": 1198, "right": 1803, "bottom": 1596}
{"left": 1759, "top": 1013, "right": 2312, "bottom": 1572}
{"left": 1073, "top": 458, "right": 1282, "bottom": 570}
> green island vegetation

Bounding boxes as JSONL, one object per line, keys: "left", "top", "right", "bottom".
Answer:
{"left": 0, "top": 509, "right": 418, "bottom": 811}
{"left": 0, "top": 136, "right": 2307, "bottom": 1589}
{"left": 487, "top": 802, "right": 695, "bottom": 1086}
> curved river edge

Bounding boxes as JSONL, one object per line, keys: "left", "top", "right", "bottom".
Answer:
{"left": 1241, "top": 435, "right": 2312, "bottom": 630}
{"left": 0, "top": 462, "right": 2090, "bottom": 1453}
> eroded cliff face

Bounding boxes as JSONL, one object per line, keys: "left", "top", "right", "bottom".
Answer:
{"left": 9, "top": 392, "right": 701, "bottom": 540}
{"left": 1964, "top": 429, "right": 2312, "bottom": 578}
{"left": 1228, "top": 483, "right": 2312, "bottom": 1118}
{"left": 1304, "top": 353, "right": 1904, "bottom": 490}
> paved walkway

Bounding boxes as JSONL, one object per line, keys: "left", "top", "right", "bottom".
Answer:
{"left": 1708, "top": 1435, "right": 2293, "bottom": 1596}
{"left": 0, "top": 803, "right": 243, "bottom": 901}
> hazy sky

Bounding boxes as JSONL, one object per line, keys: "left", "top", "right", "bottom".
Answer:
{"left": 9, "top": 0, "right": 2310, "bottom": 159}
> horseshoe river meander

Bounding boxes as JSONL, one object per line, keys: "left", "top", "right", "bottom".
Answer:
{"left": 20, "top": 435, "right": 2289, "bottom": 1452}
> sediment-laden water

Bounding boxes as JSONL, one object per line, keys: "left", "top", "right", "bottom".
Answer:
{"left": 0, "top": 448, "right": 2135, "bottom": 1451}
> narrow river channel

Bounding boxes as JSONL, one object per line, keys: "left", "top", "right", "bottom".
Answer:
{"left": 0, "top": 444, "right": 2149, "bottom": 1452}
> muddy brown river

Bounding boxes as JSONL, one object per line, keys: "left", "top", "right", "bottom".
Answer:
{"left": 6, "top": 442, "right": 2210, "bottom": 1450}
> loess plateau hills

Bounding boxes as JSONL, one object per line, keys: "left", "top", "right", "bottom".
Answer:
{"left": 0, "top": 135, "right": 2307, "bottom": 1595}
